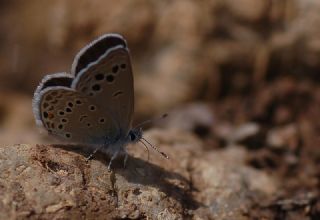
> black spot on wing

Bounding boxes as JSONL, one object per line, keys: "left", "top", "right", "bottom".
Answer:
{"left": 41, "top": 77, "right": 73, "bottom": 91}
{"left": 74, "top": 35, "right": 127, "bottom": 76}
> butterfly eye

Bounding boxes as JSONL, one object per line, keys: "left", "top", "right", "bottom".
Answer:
{"left": 130, "top": 133, "right": 136, "bottom": 141}
{"left": 120, "top": 63, "right": 126, "bottom": 69}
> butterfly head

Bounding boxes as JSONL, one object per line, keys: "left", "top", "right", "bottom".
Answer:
{"left": 128, "top": 127, "right": 143, "bottom": 143}
{"left": 129, "top": 126, "right": 169, "bottom": 160}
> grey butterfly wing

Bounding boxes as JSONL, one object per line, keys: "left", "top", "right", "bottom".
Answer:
{"left": 71, "top": 34, "right": 134, "bottom": 137}
{"left": 32, "top": 73, "right": 119, "bottom": 144}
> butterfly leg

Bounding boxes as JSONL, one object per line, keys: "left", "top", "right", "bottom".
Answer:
{"left": 86, "top": 145, "right": 104, "bottom": 162}
{"left": 108, "top": 150, "right": 120, "bottom": 171}
{"left": 123, "top": 153, "right": 128, "bottom": 168}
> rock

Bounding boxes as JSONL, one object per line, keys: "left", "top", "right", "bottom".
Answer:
{"left": 224, "top": 0, "right": 270, "bottom": 22}
{"left": 0, "top": 129, "right": 277, "bottom": 219}
{"left": 266, "top": 124, "right": 299, "bottom": 149}
{"left": 191, "top": 146, "right": 277, "bottom": 219}
{"left": 269, "top": 0, "right": 320, "bottom": 76}
{"left": 215, "top": 122, "right": 261, "bottom": 146}
{"left": 157, "top": 103, "right": 214, "bottom": 138}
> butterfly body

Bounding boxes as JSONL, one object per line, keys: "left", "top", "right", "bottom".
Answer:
{"left": 96, "top": 128, "right": 142, "bottom": 156}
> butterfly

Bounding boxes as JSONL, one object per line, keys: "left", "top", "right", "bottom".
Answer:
{"left": 32, "top": 33, "right": 168, "bottom": 170}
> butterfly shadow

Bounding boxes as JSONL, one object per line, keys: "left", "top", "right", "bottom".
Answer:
{"left": 52, "top": 144, "right": 203, "bottom": 211}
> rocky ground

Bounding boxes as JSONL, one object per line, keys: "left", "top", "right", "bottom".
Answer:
{"left": 0, "top": 132, "right": 276, "bottom": 219}
{"left": 0, "top": 0, "right": 319, "bottom": 219}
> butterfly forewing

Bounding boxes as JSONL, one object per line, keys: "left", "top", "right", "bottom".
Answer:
{"left": 72, "top": 34, "right": 127, "bottom": 76}
{"left": 72, "top": 47, "right": 134, "bottom": 137}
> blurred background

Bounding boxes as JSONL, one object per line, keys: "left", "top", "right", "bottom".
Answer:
{"left": 0, "top": 0, "right": 319, "bottom": 217}
{"left": 1, "top": 0, "right": 320, "bottom": 148}
{"left": 1, "top": 0, "right": 319, "bottom": 141}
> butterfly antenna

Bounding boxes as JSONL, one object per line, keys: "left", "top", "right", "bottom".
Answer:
{"left": 141, "top": 137, "right": 169, "bottom": 159}
{"left": 134, "top": 113, "right": 168, "bottom": 130}
{"left": 139, "top": 140, "right": 150, "bottom": 161}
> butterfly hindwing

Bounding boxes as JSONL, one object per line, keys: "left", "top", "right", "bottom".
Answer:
{"left": 36, "top": 86, "right": 119, "bottom": 144}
